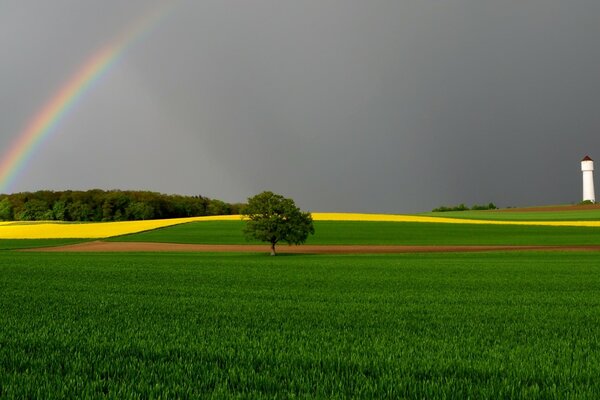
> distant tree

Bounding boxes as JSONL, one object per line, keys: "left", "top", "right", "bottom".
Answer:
{"left": 16, "top": 199, "right": 52, "bottom": 221}
{"left": 456, "top": 203, "right": 468, "bottom": 211}
{"left": 52, "top": 200, "right": 67, "bottom": 221}
{"left": 241, "top": 191, "right": 314, "bottom": 256}
{"left": 105, "top": 192, "right": 130, "bottom": 221}
{"left": 101, "top": 199, "right": 114, "bottom": 221}
{"left": 228, "top": 203, "right": 245, "bottom": 215}
{"left": 0, "top": 198, "right": 13, "bottom": 221}
{"left": 67, "top": 201, "right": 93, "bottom": 221}
{"left": 0, "top": 189, "right": 238, "bottom": 221}
{"left": 433, "top": 202, "right": 497, "bottom": 212}
{"left": 207, "top": 199, "right": 231, "bottom": 216}
{"left": 125, "top": 201, "right": 155, "bottom": 220}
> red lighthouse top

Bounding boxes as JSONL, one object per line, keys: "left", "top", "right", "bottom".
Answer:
{"left": 582, "top": 155, "right": 594, "bottom": 162}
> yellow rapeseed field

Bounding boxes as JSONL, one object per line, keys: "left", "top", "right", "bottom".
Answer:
{"left": 313, "top": 213, "right": 600, "bottom": 227}
{"left": 1, "top": 213, "right": 600, "bottom": 239}
{"left": 0, "top": 215, "right": 239, "bottom": 239}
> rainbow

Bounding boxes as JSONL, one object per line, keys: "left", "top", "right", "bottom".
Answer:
{"left": 0, "top": 1, "right": 178, "bottom": 194}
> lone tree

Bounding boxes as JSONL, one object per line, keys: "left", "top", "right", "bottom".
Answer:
{"left": 241, "top": 191, "right": 314, "bottom": 256}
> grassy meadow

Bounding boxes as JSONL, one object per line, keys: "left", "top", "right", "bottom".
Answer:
{"left": 110, "top": 220, "right": 600, "bottom": 246}
{"left": 424, "top": 208, "right": 600, "bottom": 221}
{"left": 0, "top": 239, "right": 86, "bottom": 250}
{"left": 2, "top": 251, "right": 600, "bottom": 398}
{"left": 3, "top": 210, "right": 600, "bottom": 397}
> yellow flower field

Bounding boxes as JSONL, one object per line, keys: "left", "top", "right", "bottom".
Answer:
{"left": 312, "top": 213, "right": 600, "bottom": 227}
{"left": 1, "top": 213, "right": 600, "bottom": 239}
{"left": 0, "top": 215, "right": 239, "bottom": 239}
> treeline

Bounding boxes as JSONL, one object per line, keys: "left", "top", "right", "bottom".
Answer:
{"left": 0, "top": 190, "right": 243, "bottom": 222}
{"left": 432, "top": 203, "right": 497, "bottom": 212}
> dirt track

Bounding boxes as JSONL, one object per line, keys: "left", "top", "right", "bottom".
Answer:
{"left": 22, "top": 241, "right": 600, "bottom": 254}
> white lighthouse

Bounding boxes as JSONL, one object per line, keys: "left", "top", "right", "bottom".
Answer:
{"left": 581, "top": 155, "right": 595, "bottom": 203}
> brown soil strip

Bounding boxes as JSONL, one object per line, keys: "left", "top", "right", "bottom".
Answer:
{"left": 21, "top": 241, "right": 600, "bottom": 254}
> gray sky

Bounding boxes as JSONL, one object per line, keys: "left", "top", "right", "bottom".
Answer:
{"left": 1, "top": 0, "right": 600, "bottom": 213}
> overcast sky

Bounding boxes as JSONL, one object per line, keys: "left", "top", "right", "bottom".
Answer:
{"left": 1, "top": 0, "right": 600, "bottom": 213}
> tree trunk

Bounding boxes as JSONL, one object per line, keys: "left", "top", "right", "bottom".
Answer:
{"left": 270, "top": 241, "right": 277, "bottom": 256}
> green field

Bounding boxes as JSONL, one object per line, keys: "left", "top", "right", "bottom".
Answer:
{"left": 424, "top": 209, "right": 600, "bottom": 221}
{"left": 110, "top": 220, "right": 600, "bottom": 246}
{"left": 2, "top": 251, "right": 600, "bottom": 398}
{"left": 4, "top": 216, "right": 600, "bottom": 397}
{"left": 0, "top": 239, "right": 86, "bottom": 250}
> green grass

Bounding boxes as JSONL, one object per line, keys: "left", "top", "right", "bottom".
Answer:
{"left": 110, "top": 220, "right": 600, "bottom": 246}
{"left": 2, "top": 251, "right": 600, "bottom": 398}
{"left": 424, "top": 209, "right": 600, "bottom": 221}
{"left": 111, "top": 221, "right": 255, "bottom": 244}
{"left": 0, "top": 239, "right": 87, "bottom": 250}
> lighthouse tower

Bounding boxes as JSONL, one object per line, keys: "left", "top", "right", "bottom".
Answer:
{"left": 581, "top": 156, "right": 595, "bottom": 203}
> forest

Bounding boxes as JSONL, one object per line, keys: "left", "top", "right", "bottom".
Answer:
{"left": 0, "top": 190, "right": 242, "bottom": 222}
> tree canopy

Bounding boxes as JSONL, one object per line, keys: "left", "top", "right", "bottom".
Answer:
{"left": 241, "top": 191, "right": 314, "bottom": 255}
{"left": 0, "top": 190, "right": 242, "bottom": 222}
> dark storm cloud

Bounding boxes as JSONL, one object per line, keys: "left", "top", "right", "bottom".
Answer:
{"left": 1, "top": 0, "right": 600, "bottom": 212}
